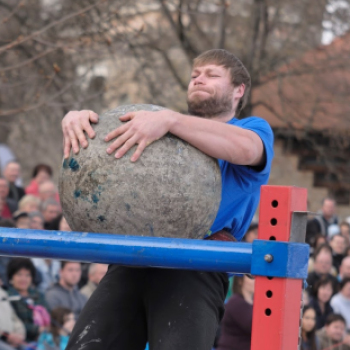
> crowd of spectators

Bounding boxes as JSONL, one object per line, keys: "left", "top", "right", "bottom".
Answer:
{"left": 2, "top": 159, "right": 350, "bottom": 350}
{"left": 0, "top": 161, "right": 108, "bottom": 350}
{"left": 215, "top": 197, "right": 350, "bottom": 350}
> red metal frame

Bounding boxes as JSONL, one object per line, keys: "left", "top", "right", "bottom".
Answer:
{"left": 251, "top": 186, "right": 307, "bottom": 350}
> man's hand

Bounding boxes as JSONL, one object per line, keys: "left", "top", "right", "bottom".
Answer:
{"left": 7, "top": 333, "right": 24, "bottom": 347}
{"left": 62, "top": 110, "right": 99, "bottom": 158}
{"left": 105, "top": 110, "right": 174, "bottom": 162}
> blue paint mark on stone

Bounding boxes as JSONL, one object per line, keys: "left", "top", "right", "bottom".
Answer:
{"left": 97, "top": 215, "right": 106, "bottom": 222}
{"left": 69, "top": 158, "right": 80, "bottom": 172}
{"left": 91, "top": 193, "right": 99, "bottom": 203}
{"left": 74, "top": 189, "right": 81, "bottom": 198}
{"left": 125, "top": 203, "right": 131, "bottom": 211}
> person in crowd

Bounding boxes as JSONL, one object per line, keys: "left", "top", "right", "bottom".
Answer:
{"left": 32, "top": 258, "right": 60, "bottom": 295}
{"left": 45, "top": 262, "right": 87, "bottom": 319}
{"left": 80, "top": 264, "right": 108, "bottom": 299}
{"left": 7, "top": 258, "right": 50, "bottom": 342}
{"left": 0, "top": 286, "right": 26, "bottom": 350}
{"left": 309, "top": 276, "right": 335, "bottom": 330}
{"left": 28, "top": 212, "right": 44, "bottom": 230}
{"left": 330, "top": 277, "right": 350, "bottom": 331}
{"left": 339, "top": 257, "right": 350, "bottom": 282}
{"left": 329, "top": 234, "right": 347, "bottom": 273}
{"left": 18, "top": 196, "right": 40, "bottom": 214}
{"left": 2, "top": 161, "right": 25, "bottom": 204}
{"left": 317, "top": 314, "right": 350, "bottom": 350}
{"left": 38, "top": 182, "right": 59, "bottom": 204}
{"left": 0, "top": 178, "right": 18, "bottom": 219}
{"left": 12, "top": 212, "right": 30, "bottom": 230}
{"left": 307, "top": 244, "right": 339, "bottom": 294}
{"left": 0, "top": 219, "right": 15, "bottom": 287}
{"left": 300, "top": 305, "right": 319, "bottom": 350}
{"left": 340, "top": 221, "right": 350, "bottom": 245}
{"left": 40, "top": 200, "right": 61, "bottom": 230}
{"left": 37, "top": 307, "right": 76, "bottom": 350}
{"left": 242, "top": 223, "right": 258, "bottom": 243}
{"left": 306, "top": 198, "right": 338, "bottom": 245}
{"left": 309, "top": 235, "right": 328, "bottom": 262}
{"left": 25, "top": 165, "right": 53, "bottom": 198}
{"left": 345, "top": 246, "right": 350, "bottom": 258}
{"left": 216, "top": 275, "right": 254, "bottom": 350}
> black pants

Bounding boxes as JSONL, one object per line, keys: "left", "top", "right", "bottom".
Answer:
{"left": 66, "top": 265, "right": 228, "bottom": 350}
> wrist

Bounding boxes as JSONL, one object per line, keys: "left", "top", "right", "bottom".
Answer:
{"left": 167, "top": 111, "right": 183, "bottom": 134}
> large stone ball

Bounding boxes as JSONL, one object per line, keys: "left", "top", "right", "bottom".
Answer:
{"left": 58, "top": 104, "right": 222, "bottom": 239}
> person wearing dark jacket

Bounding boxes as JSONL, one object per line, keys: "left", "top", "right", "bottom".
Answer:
{"left": 45, "top": 262, "right": 87, "bottom": 319}
{"left": 2, "top": 161, "right": 25, "bottom": 204}
{"left": 216, "top": 275, "right": 254, "bottom": 350}
{"left": 7, "top": 258, "right": 50, "bottom": 342}
{"left": 309, "top": 275, "right": 335, "bottom": 330}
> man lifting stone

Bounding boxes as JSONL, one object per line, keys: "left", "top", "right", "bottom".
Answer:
{"left": 62, "top": 49, "right": 274, "bottom": 350}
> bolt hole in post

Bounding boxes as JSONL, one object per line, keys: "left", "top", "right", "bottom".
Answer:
{"left": 271, "top": 200, "right": 279, "bottom": 208}
{"left": 269, "top": 236, "right": 276, "bottom": 240}
{"left": 267, "top": 276, "right": 274, "bottom": 280}
{"left": 270, "top": 218, "right": 277, "bottom": 226}
{"left": 265, "top": 308, "right": 272, "bottom": 316}
{"left": 266, "top": 290, "right": 273, "bottom": 298}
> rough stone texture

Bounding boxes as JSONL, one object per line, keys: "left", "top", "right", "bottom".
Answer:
{"left": 59, "top": 104, "right": 222, "bottom": 239}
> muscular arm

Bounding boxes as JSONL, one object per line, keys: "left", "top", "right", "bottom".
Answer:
{"left": 168, "top": 111, "right": 264, "bottom": 166}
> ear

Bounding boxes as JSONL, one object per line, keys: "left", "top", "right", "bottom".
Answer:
{"left": 234, "top": 84, "right": 245, "bottom": 99}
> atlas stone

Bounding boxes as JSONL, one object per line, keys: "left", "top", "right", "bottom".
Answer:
{"left": 59, "top": 104, "right": 222, "bottom": 239}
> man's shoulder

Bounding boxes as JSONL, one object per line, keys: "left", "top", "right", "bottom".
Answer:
{"left": 46, "top": 283, "right": 65, "bottom": 295}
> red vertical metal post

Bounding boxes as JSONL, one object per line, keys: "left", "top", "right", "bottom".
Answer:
{"left": 251, "top": 186, "right": 307, "bottom": 350}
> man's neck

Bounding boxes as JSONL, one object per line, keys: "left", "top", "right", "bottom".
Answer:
{"left": 59, "top": 280, "right": 74, "bottom": 291}
{"left": 210, "top": 111, "right": 235, "bottom": 123}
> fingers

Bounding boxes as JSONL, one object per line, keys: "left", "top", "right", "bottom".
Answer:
{"left": 119, "top": 112, "right": 135, "bottom": 122}
{"left": 81, "top": 118, "right": 96, "bottom": 140}
{"left": 63, "top": 136, "right": 71, "bottom": 159}
{"left": 72, "top": 123, "right": 88, "bottom": 149}
{"left": 67, "top": 127, "right": 80, "bottom": 154}
{"left": 131, "top": 141, "right": 147, "bottom": 162}
{"left": 88, "top": 110, "right": 99, "bottom": 124}
{"left": 114, "top": 135, "right": 139, "bottom": 159}
{"left": 107, "top": 129, "right": 133, "bottom": 155}
{"left": 105, "top": 123, "right": 129, "bottom": 142}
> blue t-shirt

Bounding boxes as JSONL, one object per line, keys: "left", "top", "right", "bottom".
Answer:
{"left": 208, "top": 116, "right": 274, "bottom": 241}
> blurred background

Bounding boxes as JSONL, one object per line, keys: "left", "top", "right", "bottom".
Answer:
{"left": 0, "top": 0, "right": 350, "bottom": 214}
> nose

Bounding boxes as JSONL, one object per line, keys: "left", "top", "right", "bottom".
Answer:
{"left": 193, "top": 74, "right": 205, "bottom": 85}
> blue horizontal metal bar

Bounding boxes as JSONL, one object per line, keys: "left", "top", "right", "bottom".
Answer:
{"left": 0, "top": 228, "right": 252, "bottom": 273}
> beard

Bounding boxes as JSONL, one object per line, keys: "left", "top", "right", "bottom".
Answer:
{"left": 187, "top": 88, "right": 234, "bottom": 118}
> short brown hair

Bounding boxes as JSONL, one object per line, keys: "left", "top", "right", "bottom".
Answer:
{"left": 193, "top": 49, "right": 251, "bottom": 116}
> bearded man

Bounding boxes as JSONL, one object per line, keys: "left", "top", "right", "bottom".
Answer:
{"left": 62, "top": 49, "right": 274, "bottom": 350}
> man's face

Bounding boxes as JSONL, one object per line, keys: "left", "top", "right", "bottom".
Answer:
{"left": 4, "top": 163, "right": 20, "bottom": 183}
{"left": 39, "top": 182, "right": 56, "bottom": 202}
{"left": 326, "top": 321, "right": 346, "bottom": 342}
{"left": 60, "top": 263, "right": 81, "bottom": 288}
{"left": 16, "top": 217, "right": 30, "bottom": 229}
{"left": 322, "top": 199, "right": 336, "bottom": 219}
{"left": 187, "top": 64, "right": 242, "bottom": 118}
{"left": 340, "top": 258, "right": 350, "bottom": 279}
{"left": 314, "top": 251, "right": 333, "bottom": 274}
{"left": 330, "top": 235, "right": 346, "bottom": 255}
{"left": 0, "top": 179, "right": 9, "bottom": 200}
{"left": 42, "top": 204, "right": 61, "bottom": 222}
{"left": 30, "top": 216, "right": 44, "bottom": 230}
